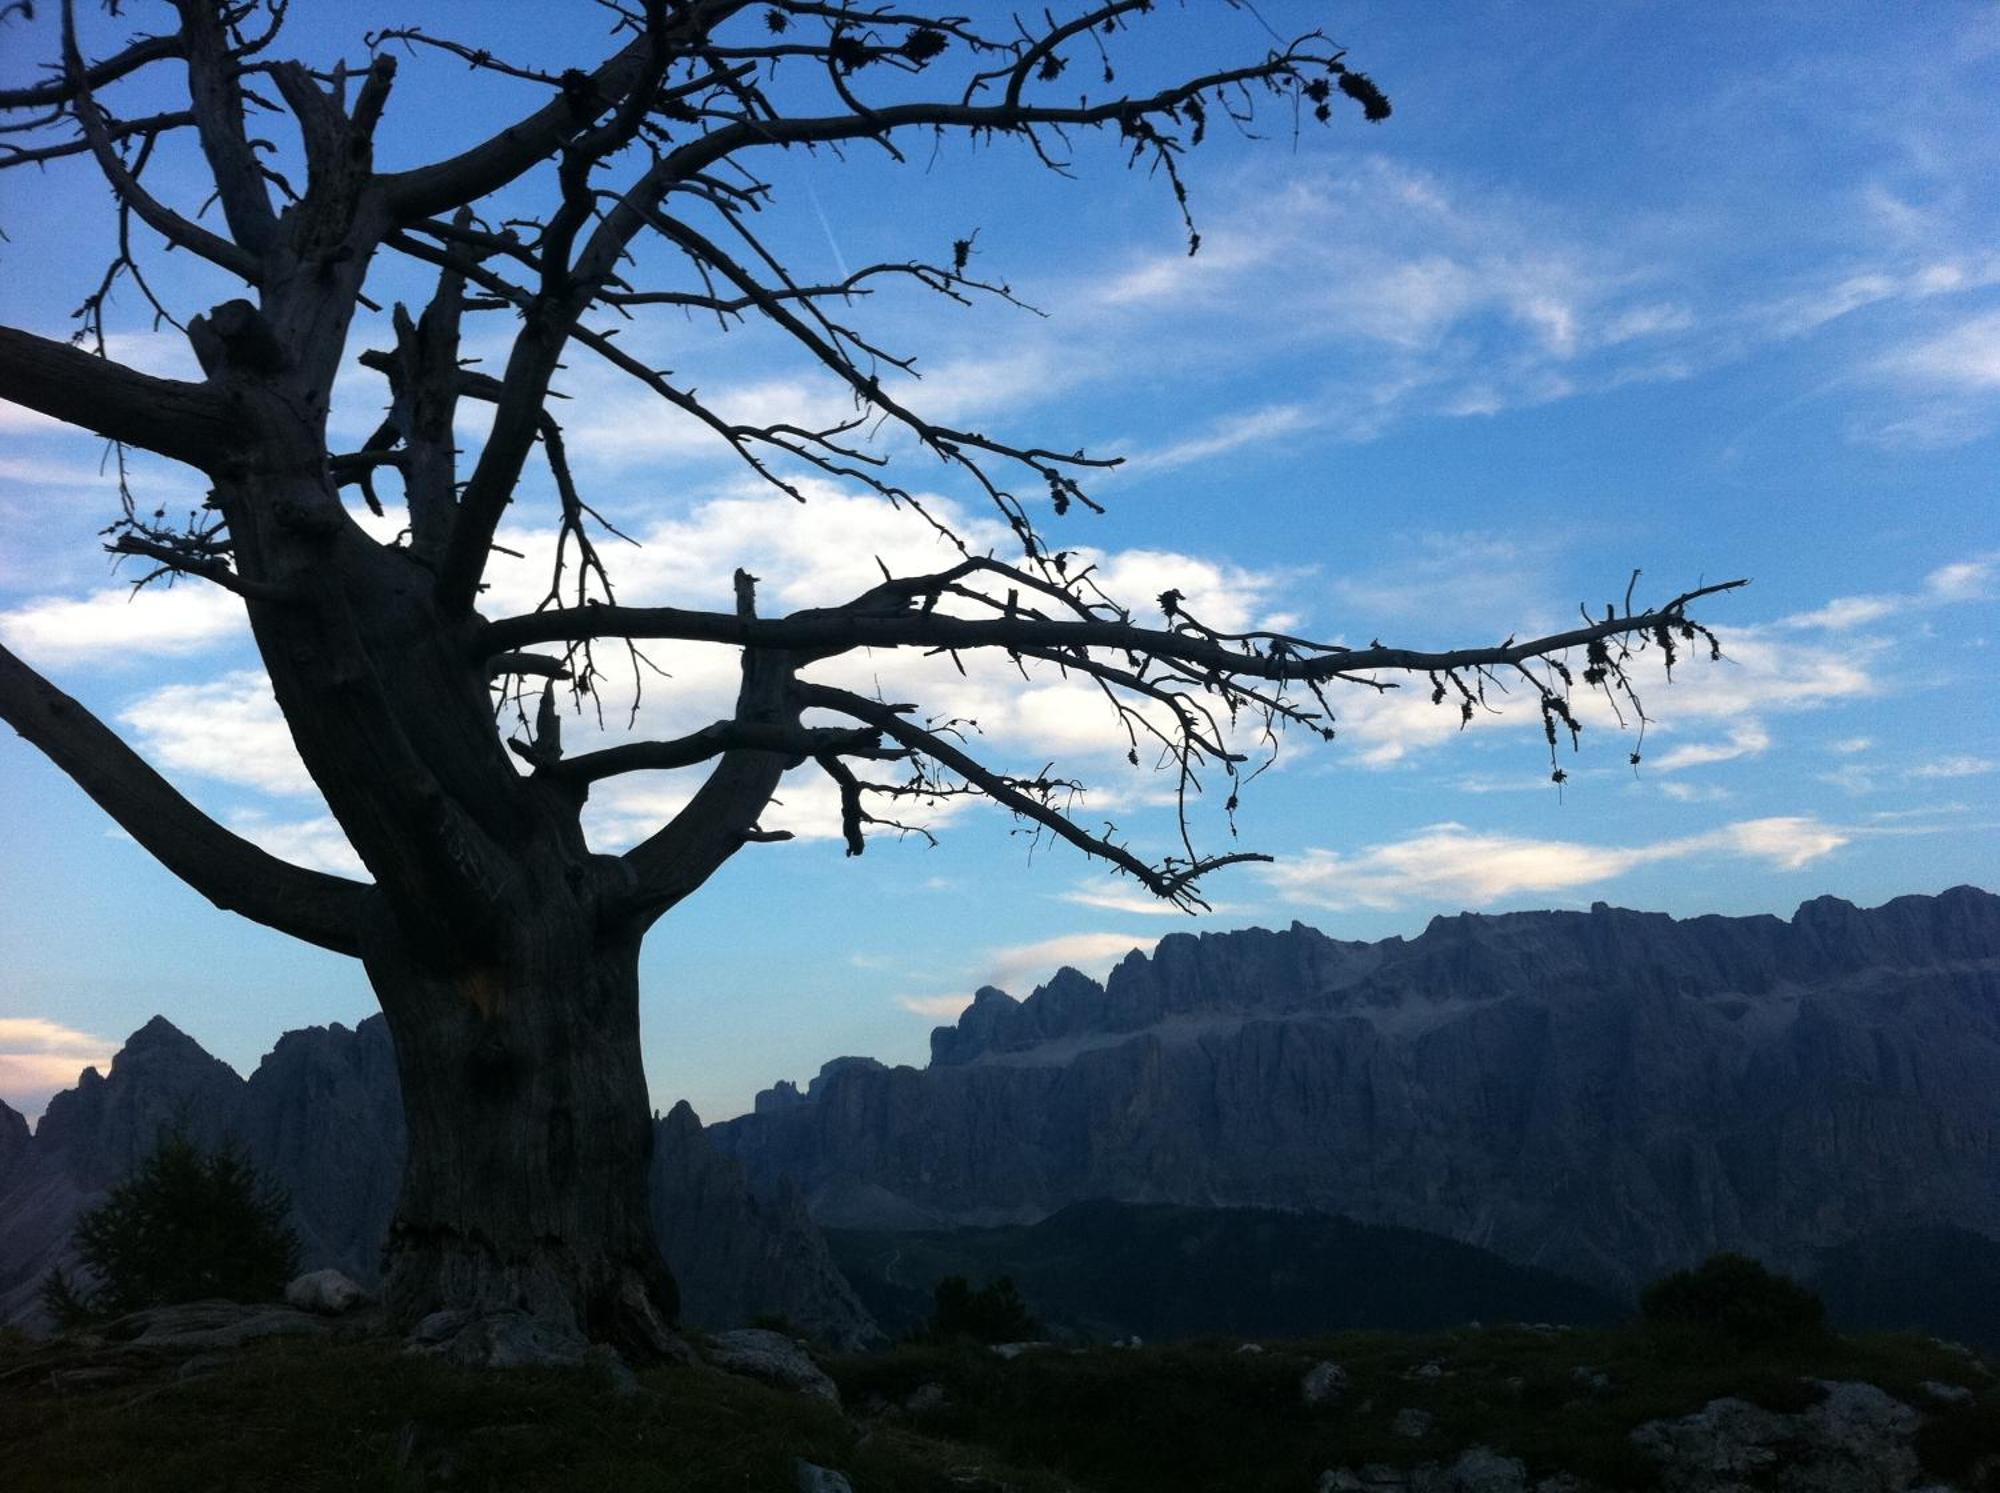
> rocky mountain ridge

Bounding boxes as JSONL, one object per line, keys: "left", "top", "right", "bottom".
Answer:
{"left": 0, "top": 1015, "right": 876, "bottom": 1347}
{"left": 713, "top": 886, "right": 2000, "bottom": 1298}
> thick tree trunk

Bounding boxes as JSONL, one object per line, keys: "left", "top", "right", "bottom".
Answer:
{"left": 366, "top": 922, "right": 679, "bottom": 1362}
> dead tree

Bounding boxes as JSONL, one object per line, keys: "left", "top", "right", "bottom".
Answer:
{"left": 0, "top": 1, "right": 1739, "bottom": 1361}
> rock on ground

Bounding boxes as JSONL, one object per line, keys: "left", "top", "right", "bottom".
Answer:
{"left": 1630, "top": 1380, "right": 1920, "bottom": 1492}
{"left": 285, "top": 1269, "right": 368, "bottom": 1315}
{"left": 98, "top": 1300, "right": 326, "bottom": 1352}
{"left": 705, "top": 1328, "right": 840, "bottom": 1406}
{"left": 794, "top": 1462, "right": 853, "bottom": 1492}
{"left": 1302, "top": 1360, "right": 1349, "bottom": 1405}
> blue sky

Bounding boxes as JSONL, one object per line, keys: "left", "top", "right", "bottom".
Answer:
{"left": 1, "top": 2, "right": 1995, "bottom": 1125}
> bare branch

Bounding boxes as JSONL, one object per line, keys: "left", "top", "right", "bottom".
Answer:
{"left": 0, "top": 641, "right": 373, "bottom": 955}
{"left": 0, "top": 325, "right": 239, "bottom": 465}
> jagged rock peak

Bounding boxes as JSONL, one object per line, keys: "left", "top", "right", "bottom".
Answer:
{"left": 917, "top": 887, "right": 2000, "bottom": 1068}
{"left": 806, "top": 1056, "right": 888, "bottom": 1101}
{"left": 662, "top": 1098, "right": 702, "bottom": 1138}
{"left": 117, "top": 1014, "right": 221, "bottom": 1064}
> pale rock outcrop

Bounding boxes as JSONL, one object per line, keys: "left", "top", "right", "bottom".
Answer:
{"left": 705, "top": 1327, "right": 840, "bottom": 1405}
{"left": 1628, "top": 1381, "right": 1921, "bottom": 1492}
{"left": 1302, "top": 1359, "right": 1349, "bottom": 1404}
{"left": 285, "top": 1268, "right": 368, "bottom": 1315}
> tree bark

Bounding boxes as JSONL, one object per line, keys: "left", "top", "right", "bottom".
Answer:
{"left": 365, "top": 920, "right": 679, "bottom": 1359}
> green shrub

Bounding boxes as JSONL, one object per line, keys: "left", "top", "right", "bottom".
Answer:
{"left": 927, "top": 1274, "right": 1043, "bottom": 1344}
{"left": 41, "top": 1127, "right": 299, "bottom": 1327}
{"left": 1640, "top": 1253, "right": 1826, "bottom": 1344}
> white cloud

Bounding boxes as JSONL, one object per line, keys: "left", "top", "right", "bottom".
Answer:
{"left": 0, "top": 584, "right": 245, "bottom": 664}
{"left": 1659, "top": 781, "right": 1732, "bottom": 803}
{"left": 1650, "top": 722, "right": 1772, "bottom": 772}
{"left": 1888, "top": 310, "right": 2000, "bottom": 390}
{"left": 225, "top": 811, "right": 366, "bottom": 877}
{"left": 1926, "top": 553, "right": 1998, "bottom": 601}
{"left": 0, "top": 1017, "right": 116, "bottom": 1123}
{"left": 1780, "top": 595, "right": 1901, "bottom": 631}
{"left": 1060, "top": 883, "right": 1225, "bottom": 918}
{"left": 1907, "top": 755, "right": 1995, "bottom": 780}
{"left": 119, "top": 671, "right": 314, "bottom": 795}
{"left": 1260, "top": 815, "right": 1849, "bottom": 911}
{"left": 897, "top": 993, "right": 975, "bottom": 1019}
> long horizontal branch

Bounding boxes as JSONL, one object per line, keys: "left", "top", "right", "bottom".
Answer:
{"left": 540, "top": 720, "right": 884, "bottom": 786}
{"left": 0, "top": 642, "right": 373, "bottom": 956}
{"left": 0, "top": 325, "right": 238, "bottom": 466}
{"left": 481, "top": 580, "right": 1748, "bottom": 684}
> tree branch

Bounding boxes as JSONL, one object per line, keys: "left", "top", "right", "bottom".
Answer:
{"left": 0, "top": 642, "right": 373, "bottom": 956}
{"left": 481, "top": 580, "right": 1749, "bottom": 684}
{"left": 538, "top": 720, "right": 885, "bottom": 786}
{"left": 0, "top": 326, "right": 239, "bottom": 466}
{"left": 799, "top": 682, "right": 1265, "bottom": 910}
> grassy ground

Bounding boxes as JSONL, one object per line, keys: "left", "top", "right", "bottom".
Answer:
{"left": 1, "top": 1324, "right": 1994, "bottom": 1491}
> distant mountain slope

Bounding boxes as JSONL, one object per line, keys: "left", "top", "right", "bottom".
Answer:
{"left": 828, "top": 1199, "right": 1624, "bottom": 1342}
{"left": 714, "top": 887, "right": 2000, "bottom": 1310}
{"left": 0, "top": 1016, "right": 876, "bottom": 1347}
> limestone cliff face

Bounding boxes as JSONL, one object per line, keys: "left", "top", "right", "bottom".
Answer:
{"left": 651, "top": 1101, "right": 879, "bottom": 1350}
{"left": 0, "top": 1101, "right": 29, "bottom": 1192}
{"left": 713, "top": 887, "right": 2000, "bottom": 1296}
{"left": 0, "top": 1015, "right": 877, "bottom": 1343}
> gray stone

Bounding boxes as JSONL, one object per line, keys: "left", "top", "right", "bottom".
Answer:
{"left": 101, "top": 1300, "right": 326, "bottom": 1351}
{"left": 285, "top": 1268, "right": 368, "bottom": 1315}
{"left": 585, "top": 1343, "right": 641, "bottom": 1397}
{"left": 707, "top": 1327, "right": 840, "bottom": 1406}
{"left": 990, "top": 1340, "right": 1054, "bottom": 1360}
{"left": 1236, "top": 1341, "right": 1265, "bottom": 1354}
{"left": 905, "top": 1381, "right": 947, "bottom": 1413}
{"left": 1302, "top": 1359, "right": 1349, "bottom": 1405}
{"left": 1445, "top": 1447, "right": 1529, "bottom": 1493}
{"left": 1921, "top": 1378, "right": 1974, "bottom": 1406}
{"left": 407, "top": 1308, "right": 594, "bottom": 1370}
{"left": 794, "top": 1461, "right": 854, "bottom": 1492}
{"left": 1570, "top": 1365, "right": 1612, "bottom": 1394}
{"left": 1392, "top": 1407, "right": 1435, "bottom": 1439}
{"left": 1630, "top": 1381, "right": 1921, "bottom": 1492}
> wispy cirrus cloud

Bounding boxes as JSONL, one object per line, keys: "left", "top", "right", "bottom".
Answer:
{"left": 1260, "top": 815, "right": 1849, "bottom": 912}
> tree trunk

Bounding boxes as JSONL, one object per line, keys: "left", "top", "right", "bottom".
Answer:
{"left": 365, "top": 921, "right": 679, "bottom": 1362}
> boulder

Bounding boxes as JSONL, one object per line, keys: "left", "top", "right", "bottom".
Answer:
{"left": 285, "top": 1269, "right": 368, "bottom": 1315}
{"left": 794, "top": 1462, "right": 854, "bottom": 1492}
{"left": 706, "top": 1328, "right": 840, "bottom": 1406}
{"left": 1630, "top": 1381, "right": 1920, "bottom": 1492}
{"left": 99, "top": 1299, "right": 325, "bottom": 1351}
{"left": 1302, "top": 1360, "right": 1349, "bottom": 1405}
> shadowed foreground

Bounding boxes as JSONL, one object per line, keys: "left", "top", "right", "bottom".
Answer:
{"left": 3, "top": 1321, "right": 1995, "bottom": 1491}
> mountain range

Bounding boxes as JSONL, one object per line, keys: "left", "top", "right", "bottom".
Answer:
{"left": 713, "top": 886, "right": 2000, "bottom": 1303}
{"left": 0, "top": 1014, "right": 876, "bottom": 1347}
{"left": 3, "top": 886, "right": 1994, "bottom": 1346}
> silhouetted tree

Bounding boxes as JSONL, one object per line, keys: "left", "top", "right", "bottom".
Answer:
{"left": 0, "top": 1, "right": 1739, "bottom": 1359}
{"left": 929, "top": 1274, "right": 1042, "bottom": 1344}
{"left": 1641, "top": 1253, "right": 1826, "bottom": 1345}
{"left": 41, "top": 1128, "right": 299, "bottom": 1327}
